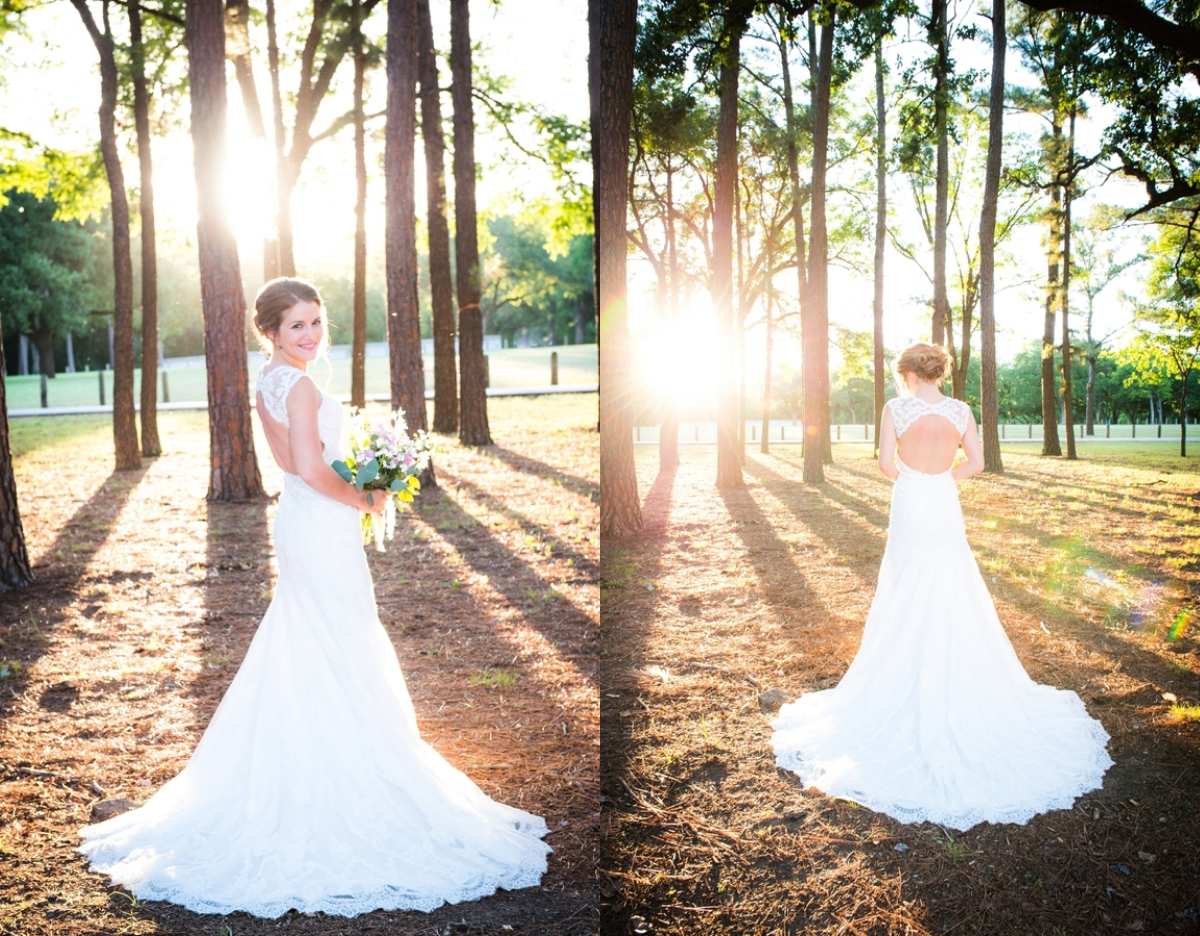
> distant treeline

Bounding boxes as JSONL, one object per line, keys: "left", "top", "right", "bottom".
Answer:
{"left": 0, "top": 190, "right": 594, "bottom": 375}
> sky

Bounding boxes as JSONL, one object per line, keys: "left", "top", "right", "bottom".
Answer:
{"left": 0, "top": 0, "right": 589, "bottom": 285}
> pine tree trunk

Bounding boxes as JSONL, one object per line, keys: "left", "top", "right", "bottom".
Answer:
{"left": 804, "top": 12, "right": 834, "bottom": 484}
{"left": 780, "top": 24, "right": 810, "bottom": 460}
{"left": 873, "top": 38, "right": 886, "bottom": 456}
{"left": 265, "top": 0, "right": 285, "bottom": 280}
{"left": 979, "top": 0, "right": 1005, "bottom": 473}
{"left": 351, "top": 0, "right": 368, "bottom": 410}
{"left": 386, "top": 0, "right": 429, "bottom": 440}
{"left": 713, "top": 29, "right": 744, "bottom": 489}
{"left": 592, "top": 0, "right": 642, "bottom": 536}
{"left": 72, "top": 0, "right": 140, "bottom": 471}
{"left": 187, "top": 0, "right": 264, "bottom": 500}
{"left": 931, "top": 0, "right": 950, "bottom": 349}
{"left": 31, "top": 324, "right": 56, "bottom": 380}
{"left": 417, "top": 0, "right": 457, "bottom": 433}
{"left": 659, "top": 162, "right": 679, "bottom": 470}
{"left": 1041, "top": 122, "right": 1063, "bottom": 457}
{"left": 1085, "top": 351, "right": 1097, "bottom": 435}
{"left": 451, "top": 0, "right": 491, "bottom": 445}
{"left": 130, "top": 1, "right": 161, "bottom": 457}
{"left": 761, "top": 274, "right": 773, "bottom": 455}
{"left": 0, "top": 327, "right": 33, "bottom": 590}
{"left": 1061, "top": 110, "right": 1077, "bottom": 459}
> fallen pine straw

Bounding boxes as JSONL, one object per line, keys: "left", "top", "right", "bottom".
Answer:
{"left": 0, "top": 396, "right": 598, "bottom": 936}
{"left": 602, "top": 443, "right": 1200, "bottom": 936}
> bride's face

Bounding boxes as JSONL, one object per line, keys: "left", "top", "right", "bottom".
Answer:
{"left": 271, "top": 300, "right": 325, "bottom": 362}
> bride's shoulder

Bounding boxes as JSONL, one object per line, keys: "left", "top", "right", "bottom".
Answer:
{"left": 256, "top": 363, "right": 315, "bottom": 425}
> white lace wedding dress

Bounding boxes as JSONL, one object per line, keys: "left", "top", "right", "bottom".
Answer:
{"left": 771, "top": 395, "right": 1113, "bottom": 830}
{"left": 78, "top": 364, "right": 550, "bottom": 917}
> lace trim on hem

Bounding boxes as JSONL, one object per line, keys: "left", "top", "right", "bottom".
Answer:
{"left": 773, "top": 719, "right": 1113, "bottom": 831}
{"left": 77, "top": 824, "right": 552, "bottom": 919}
{"left": 79, "top": 856, "right": 550, "bottom": 918}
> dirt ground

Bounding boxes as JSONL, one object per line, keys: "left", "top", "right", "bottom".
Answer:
{"left": 601, "top": 441, "right": 1200, "bottom": 936}
{"left": 0, "top": 394, "right": 599, "bottom": 936}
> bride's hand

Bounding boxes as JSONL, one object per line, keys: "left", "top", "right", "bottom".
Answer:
{"left": 359, "top": 489, "right": 388, "bottom": 515}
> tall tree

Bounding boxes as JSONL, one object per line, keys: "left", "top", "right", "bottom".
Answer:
{"left": 978, "top": 0, "right": 1006, "bottom": 472}
{"left": 385, "top": 0, "right": 427, "bottom": 433}
{"left": 351, "top": 0, "right": 368, "bottom": 409}
{"left": 451, "top": 0, "right": 491, "bottom": 445}
{"left": 69, "top": 0, "right": 140, "bottom": 471}
{"left": 129, "top": 1, "right": 161, "bottom": 457}
{"left": 186, "top": 0, "right": 264, "bottom": 500}
{"left": 266, "top": 0, "right": 285, "bottom": 280}
{"left": 930, "top": 0, "right": 950, "bottom": 348}
{"left": 713, "top": 22, "right": 745, "bottom": 489}
{"left": 873, "top": 37, "right": 887, "bottom": 454}
{"left": 594, "top": 0, "right": 642, "bottom": 536}
{"left": 0, "top": 323, "right": 32, "bottom": 590}
{"left": 1061, "top": 102, "right": 1078, "bottom": 458}
{"left": 777, "top": 12, "right": 810, "bottom": 453}
{"left": 803, "top": 8, "right": 835, "bottom": 484}
{"left": 417, "top": 0, "right": 457, "bottom": 433}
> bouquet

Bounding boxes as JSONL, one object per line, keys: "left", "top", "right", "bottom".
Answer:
{"left": 332, "top": 408, "right": 435, "bottom": 551}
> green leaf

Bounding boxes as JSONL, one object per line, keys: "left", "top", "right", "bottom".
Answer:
{"left": 331, "top": 460, "right": 353, "bottom": 483}
{"left": 355, "top": 458, "right": 380, "bottom": 490}
{"left": 389, "top": 478, "right": 406, "bottom": 492}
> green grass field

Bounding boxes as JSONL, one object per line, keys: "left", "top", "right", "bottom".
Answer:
{"left": 3, "top": 345, "right": 598, "bottom": 410}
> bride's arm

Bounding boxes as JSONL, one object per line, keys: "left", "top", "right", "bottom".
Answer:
{"left": 877, "top": 406, "right": 899, "bottom": 480}
{"left": 286, "top": 377, "right": 384, "bottom": 513}
{"left": 952, "top": 410, "right": 985, "bottom": 481}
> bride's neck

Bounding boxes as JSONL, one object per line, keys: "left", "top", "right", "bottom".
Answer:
{"left": 272, "top": 349, "right": 309, "bottom": 372}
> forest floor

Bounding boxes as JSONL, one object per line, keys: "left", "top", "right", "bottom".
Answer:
{"left": 0, "top": 394, "right": 599, "bottom": 936}
{"left": 601, "top": 441, "right": 1200, "bottom": 936}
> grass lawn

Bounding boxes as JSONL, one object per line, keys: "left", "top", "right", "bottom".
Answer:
{"left": 3, "top": 344, "right": 599, "bottom": 409}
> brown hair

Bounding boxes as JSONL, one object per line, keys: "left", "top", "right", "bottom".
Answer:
{"left": 894, "top": 342, "right": 950, "bottom": 384}
{"left": 252, "top": 277, "right": 326, "bottom": 355}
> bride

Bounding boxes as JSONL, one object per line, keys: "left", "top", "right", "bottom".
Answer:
{"left": 771, "top": 342, "right": 1112, "bottom": 830}
{"left": 79, "top": 277, "right": 550, "bottom": 917}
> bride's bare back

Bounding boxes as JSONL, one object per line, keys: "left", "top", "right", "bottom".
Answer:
{"left": 878, "top": 391, "right": 984, "bottom": 481}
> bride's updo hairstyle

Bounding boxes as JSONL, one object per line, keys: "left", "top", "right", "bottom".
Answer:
{"left": 253, "top": 277, "right": 327, "bottom": 356}
{"left": 894, "top": 342, "right": 950, "bottom": 386}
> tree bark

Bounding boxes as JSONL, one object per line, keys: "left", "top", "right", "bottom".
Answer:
{"left": 31, "top": 324, "right": 56, "bottom": 380}
{"left": 714, "top": 28, "right": 745, "bottom": 489}
{"left": 873, "top": 38, "right": 886, "bottom": 456}
{"left": 593, "top": 0, "right": 642, "bottom": 536}
{"left": 386, "top": 0, "right": 429, "bottom": 442}
{"left": 187, "top": 0, "right": 264, "bottom": 500}
{"left": 417, "top": 0, "right": 457, "bottom": 433}
{"left": 760, "top": 263, "right": 773, "bottom": 455}
{"left": 979, "top": 0, "right": 1005, "bottom": 473}
{"left": 0, "top": 324, "right": 33, "bottom": 590}
{"left": 804, "top": 11, "right": 834, "bottom": 484}
{"left": 451, "top": 0, "right": 491, "bottom": 445}
{"left": 1061, "top": 109, "right": 1077, "bottom": 459}
{"left": 351, "top": 0, "right": 367, "bottom": 410}
{"left": 71, "top": 0, "right": 140, "bottom": 471}
{"left": 1041, "top": 121, "right": 1063, "bottom": 456}
{"left": 659, "top": 161, "right": 679, "bottom": 470}
{"left": 931, "top": 0, "right": 950, "bottom": 349}
{"left": 130, "top": 1, "right": 161, "bottom": 457}
{"left": 265, "top": 0, "right": 285, "bottom": 280}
